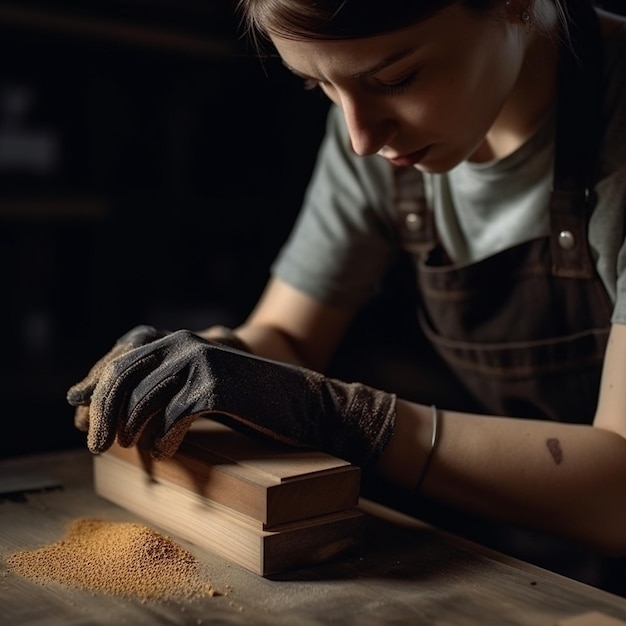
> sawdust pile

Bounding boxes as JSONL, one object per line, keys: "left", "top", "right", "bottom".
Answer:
{"left": 6, "top": 517, "right": 217, "bottom": 601}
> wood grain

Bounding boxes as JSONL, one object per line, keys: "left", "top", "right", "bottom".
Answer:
{"left": 94, "top": 451, "right": 364, "bottom": 575}
{"left": 104, "top": 418, "right": 361, "bottom": 528}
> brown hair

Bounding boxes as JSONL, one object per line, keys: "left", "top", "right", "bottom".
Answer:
{"left": 236, "top": 0, "right": 495, "bottom": 45}
{"left": 236, "top": 1, "right": 582, "bottom": 57}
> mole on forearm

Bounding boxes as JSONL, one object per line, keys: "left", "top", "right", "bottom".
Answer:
{"left": 546, "top": 438, "right": 563, "bottom": 465}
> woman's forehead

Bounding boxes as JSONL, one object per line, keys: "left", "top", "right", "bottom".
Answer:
{"left": 272, "top": 33, "right": 415, "bottom": 79}
{"left": 276, "top": 39, "right": 421, "bottom": 82}
{"left": 269, "top": 4, "right": 479, "bottom": 77}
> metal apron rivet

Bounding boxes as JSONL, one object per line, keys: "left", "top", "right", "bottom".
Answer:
{"left": 405, "top": 212, "right": 422, "bottom": 231}
{"left": 558, "top": 230, "right": 576, "bottom": 250}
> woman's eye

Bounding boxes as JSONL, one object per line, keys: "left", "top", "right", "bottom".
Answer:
{"left": 377, "top": 71, "right": 419, "bottom": 94}
{"left": 301, "top": 71, "right": 418, "bottom": 97}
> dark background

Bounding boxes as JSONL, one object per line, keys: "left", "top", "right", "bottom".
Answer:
{"left": 2, "top": 1, "right": 624, "bottom": 458}
{"left": 0, "top": 0, "right": 330, "bottom": 457}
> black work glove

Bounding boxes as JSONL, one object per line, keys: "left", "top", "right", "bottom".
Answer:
{"left": 68, "top": 325, "right": 169, "bottom": 432}
{"left": 68, "top": 324, "right": 250, "bottom": 432}
{"left": 66, "top": 330, "right": 396, "bottom": 466}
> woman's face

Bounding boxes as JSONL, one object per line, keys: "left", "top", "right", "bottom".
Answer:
{"left": 271, "top": 3, "right": 535, "bottom": 173}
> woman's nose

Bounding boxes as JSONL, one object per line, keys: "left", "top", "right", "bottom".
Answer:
{"left": 339, "top": 94, "right": 396, "bottom": 157}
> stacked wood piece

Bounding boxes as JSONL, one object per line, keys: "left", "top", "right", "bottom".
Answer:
{"left": 93, "top": 418, "right": 364, "bottom": 575}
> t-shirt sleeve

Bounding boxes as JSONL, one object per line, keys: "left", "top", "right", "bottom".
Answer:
{"left": 270, "top": 105, "right": 399, "bottom": 309}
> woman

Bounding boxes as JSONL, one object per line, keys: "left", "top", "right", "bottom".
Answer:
{"left": 68, "top": 0, "right": 626, "bottom": 590}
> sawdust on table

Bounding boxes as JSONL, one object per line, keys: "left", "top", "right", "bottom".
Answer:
{"left": 6, "top": 517, "right": 221, "bottom": 602}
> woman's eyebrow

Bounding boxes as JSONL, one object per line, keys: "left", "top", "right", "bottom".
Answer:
{"left": 351, "top": 47, "right": 417, "bottom": 79}
{"left": 282, "top": 46, "right": 417, "bottom": 81}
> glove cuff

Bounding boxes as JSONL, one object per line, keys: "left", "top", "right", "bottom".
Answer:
{"left": 323, "top": 378, "right": 396, "bottom": 467}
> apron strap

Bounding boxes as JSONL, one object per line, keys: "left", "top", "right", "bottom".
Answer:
{"left": 549, "top": 0, "right": 606, "bottom": 278}
{"left": 393, "top": 165, "right": 435, "bottom": 262}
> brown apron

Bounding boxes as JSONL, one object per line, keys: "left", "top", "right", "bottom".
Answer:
{"left": 391, "top": 160, "right": 621, "bottom": 590}
{"left": 393, "top": 5, "right": 612, "bottom": 424}
{"left": 395, "top": 168, "right": 613, "bottom": 423}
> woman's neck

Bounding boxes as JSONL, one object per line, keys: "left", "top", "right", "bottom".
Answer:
{"left": 470, "top": 31, "right": 559, "bottom": 163}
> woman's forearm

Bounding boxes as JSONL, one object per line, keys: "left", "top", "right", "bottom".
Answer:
{"left": 197, "top": 323, "right": 309, "bottom": 366}
{"left": 378, "top": 399, "right": 626, "bottom": 554}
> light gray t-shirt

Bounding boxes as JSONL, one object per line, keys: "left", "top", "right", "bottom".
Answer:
{"left": 272, "top": 25, "right": 626, "bottom": 322}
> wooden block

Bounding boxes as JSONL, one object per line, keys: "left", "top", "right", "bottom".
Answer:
{"left": 94, "top": 451, "right": 364, "bottom": 576}
{"left": 104, "top": 419, "right": 361, "bottom": 528}
{"left": 555, "top": 612, "right": 626, "bottom": 626}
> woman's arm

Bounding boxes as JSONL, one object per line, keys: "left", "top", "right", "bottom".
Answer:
{"left": 200, "top": 277, "right": 357, "bottom": 371}
{"left": 379, "top": 323, "right": 626, "bottom": 555}
{"left": 202, "top": 279, "right": 626, "bottom": 554}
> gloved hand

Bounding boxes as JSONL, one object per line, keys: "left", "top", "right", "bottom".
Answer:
{"left": 68, "top": 324, "right": 248, "bottom": 432}
{"left": 66, "top": 330, "right": 396, "bottom": 466}
{"left": 67, "top": 325, "right": 169, "bottom": 432}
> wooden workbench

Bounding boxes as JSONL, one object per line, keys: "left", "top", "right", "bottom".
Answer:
{"left": 2, "top": 448, "right": 626, "bottom": 626}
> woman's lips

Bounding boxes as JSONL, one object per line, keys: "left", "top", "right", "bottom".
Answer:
{"left": 384, "top": 145, "right": 431, "bottom": 167}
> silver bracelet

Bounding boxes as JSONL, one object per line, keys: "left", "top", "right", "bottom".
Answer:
{"left": 415, "top": 404, "right": 439, "bottom": 493}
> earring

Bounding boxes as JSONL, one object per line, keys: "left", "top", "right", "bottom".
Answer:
{"left": 505, "top": 1, "right": 533, "bottom": 29}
